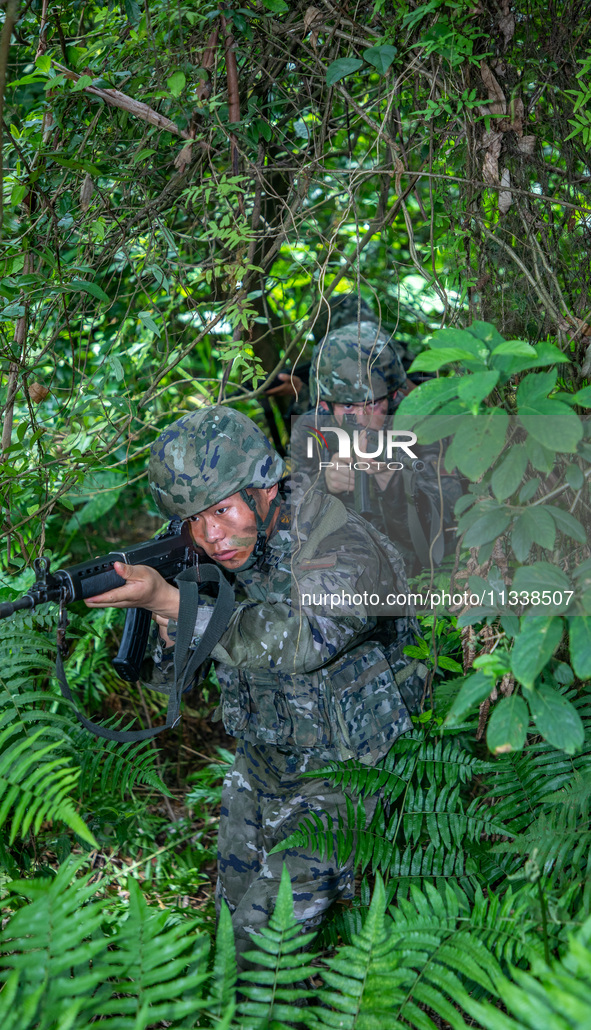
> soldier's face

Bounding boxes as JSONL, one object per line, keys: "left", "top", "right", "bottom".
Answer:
{"left": 332, "top": 398, "right": 388, "bottom": 429}
{"left": 186, "top": 484, "right": 279, "bottom": 569}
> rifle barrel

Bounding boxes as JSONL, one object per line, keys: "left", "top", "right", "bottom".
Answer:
{"left": 0, "top": 594, "right": 38, "bottom": 619}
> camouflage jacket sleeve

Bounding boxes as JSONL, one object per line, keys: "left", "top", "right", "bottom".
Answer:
{"left": 196, "top": 572, "right": 376, "bottom": 675}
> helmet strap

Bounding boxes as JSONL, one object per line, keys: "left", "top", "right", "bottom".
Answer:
{"left": 235, "top": 487, "right": 281, "bottom": 568}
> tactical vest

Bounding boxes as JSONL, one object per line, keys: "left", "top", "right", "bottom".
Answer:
{"left": 215, "top": 489, "right": 428, "bottom": 764}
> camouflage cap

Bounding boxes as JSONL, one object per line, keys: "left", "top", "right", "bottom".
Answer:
{"left": 311, "top": 322, "right": 406, "bottom": 404}
{"left": 149, "top": 405, "right": 286, "bottom": 520}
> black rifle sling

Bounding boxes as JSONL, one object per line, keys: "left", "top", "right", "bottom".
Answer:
{"left": 55, "top": 564, "right": 235, "bottom": 742}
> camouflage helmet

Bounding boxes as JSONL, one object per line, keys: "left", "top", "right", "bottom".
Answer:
{"left": 311, "top": 322, "right": 405, "bottom": 404}
{"left": 149, "top": 405, "right": 286, "bottom": 520}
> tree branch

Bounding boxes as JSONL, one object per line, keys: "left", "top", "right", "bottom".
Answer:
{"left": 52, "top": 61, "right": 193, "bottom": 140}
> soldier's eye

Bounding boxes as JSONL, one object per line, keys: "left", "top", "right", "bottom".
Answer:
{"left": 187, "top": 515, "right": 200, "bottom": 523}
{"left": 215, "top": 506, "right": 229, "bottom": 515}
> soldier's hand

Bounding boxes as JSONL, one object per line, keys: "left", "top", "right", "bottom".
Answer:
{"left": 325, "top": 453, "right": 355, "bottom": 494}
{"left": 265, "top": 372, "right": 304, "bottom": 397}
{"left": 84, "top": 562, "right": 180, "bottom": 622}
{"left": 154, "top": 613, "right": 175, "bottom": 648}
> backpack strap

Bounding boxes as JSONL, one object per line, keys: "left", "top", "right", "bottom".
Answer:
{"left": 55, "top": 564, "right": 234, "bottom": 742}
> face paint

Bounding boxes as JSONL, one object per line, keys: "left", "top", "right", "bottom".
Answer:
{"left": 187, "top": 487, "right": 277, "bottom": 569}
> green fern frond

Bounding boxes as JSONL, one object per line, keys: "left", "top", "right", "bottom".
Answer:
{"left": 272, "top": 787, "right": 511, "bottom": 881}
{"left": 0, "top": 859, "right": 111, "bottom": 1027}
{"left": 0, "top": 858, "right": 213, "bottom": 1030}
{"left": 0, "top": 724, "right": 96, "bottom": 845}
{"left": 305, "top": 873, "right": 400, "bottom": 1030}
{"left": 486, "top": 742, "right": 591, "bottom": 833}
{"left": 93, "top": 876, "right": 211, "bottom": 1028}
{"left": 206, "top": 901, "right": 237, "bottom": 1021}
{"left": 238, "top": 864, "right": 319, "bottom": 1030}
{"left": 303, "top": 733, "right": 491, "bottom": 804}
{"left": 72, "top": 731, "right": 172, "bottom": 799}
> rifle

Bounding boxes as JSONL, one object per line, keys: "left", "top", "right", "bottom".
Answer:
{"left": 0, "top": 520, "right": 235, "bottom": 742}
{"left": 343, "top": 413, "right": 375, "bottom": 521}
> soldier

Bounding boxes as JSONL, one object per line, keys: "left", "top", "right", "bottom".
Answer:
{"left": 85, "top": 405, "right": 427, "bottom": 967}
{"left": 290, "top": 325, "right": 463, "bottom": 574}
{"left": 264, "top": 293, "right": 414, "bottom": 416}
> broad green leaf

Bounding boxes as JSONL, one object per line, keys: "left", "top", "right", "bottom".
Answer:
{"left": 511, "top": 617, "right": 563, "bottom": 689}
{"left": 491, "top": 447, "right": 528, "bottom": 501}
{"left": 71, "top": 74, "right": 93, "bottom": 92}
{"left": 109, "top": 355, "right": 124, "bottom": 381}
{"left": 517, "top": 368, "right": 558, "bottom": 404}
{"left": 465, "top": 321, "right": 506, "bottom": 350}
{"left": 437, "top": 655, "right": 463, "bottom": 672}
{"left": 444, "top": 672, "right": 492, "bottom": 727}
{"left": 486, "top": 695, "right": 529, "bottom": 754}
{"left": 363, "top": 45, "right": 397, "bottom": 74}
{"left": 415, "top": 407, "right": 469, "bottom": 445}
{"left": 527, "top": 685, "right": 584, "bottom": 754}
{"left": 554, "top": 661, "right": 574, "bottom": 684}
{"left": 138, "top": 311, "right": 161, "bottom": 338}
{"left": 65, "top": 279, "right": 110, "bottom": 302}
{"left": 0, "top": 302, "right": 25, "bottom": 319}
{"left": 492, "top": 341, "right": 567, "bottom": 376}
{"left": 429, "top": 327, "right": 490, "bottom": 361}
{"left": 392, "top": 377, "right": 460, "bottom": 430}
{"left": 565, "top": 464, "right": 584, "bottom": 490}
{"left": 262, "top": 0, "right": 289, "bottom": 10}
{"left": 568, "top": 616, "right": 591, "bottom": 678}
{"left": 167, "top": 71, "right": 186, "bottom": 97}
{"left": 36, "top": 54, "right": 51, "bottom": 74}
{"left": 409, "top": 347, "right": 483, "bottom": 373}
{"left": 512, "top": 562, "right": 571, "bottom": 594}
{"left": 11, "top": 183, "right": 28, "bottom": 205}
{"left": 572, "top": 384, "right": 591, "bottom": 406}
{"left": 45, "top": 153, "right": 101, "bottom": 175}
{"left": 500, "top": 615, "right": 520, "bottom": 637}
{"left": 463, "top": 508, "right": 512, "bottom": 548}
{"left": 510, "top": 507, "right": 555, "bottom": 561}
{"left": 525, "top": 436, "right": 555, "bottom": 472}
{"left": 451, "top": 408, "right": 508, "bottom": 481}
{"left": 490, "top": 340, "right": 536, "bottom": 357}
{"left": 517, "top": 374, "right": 582, "bottom": 453}
{"left": 520, "top": 398, "right": 583, "bottom": 453}
{"left": 326, "top": 58, "right": 364, "bottom": 86}
{"left": 124, "top": 0, "right": 141, "bottom": 25}
{"left": 457, "top": 370, "right": 499, "bottom": 409}
{"left": 66, "top": 486, "right": 122, "bottom": 530}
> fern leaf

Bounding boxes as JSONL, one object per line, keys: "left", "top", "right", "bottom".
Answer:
{"left": 0, "top": 725, "right": 96, "bottom": 845}
{"left": 207, "top": 900, "right": 237, "bottom": 1020}
{"left": 93, "top": 875, "right": 211, "bottom": 1027}
{"left": 73, "top": 732, "right": 172, "bottom": 799}
{"left": 238, "top": 864, "right": 318, "bottom": 1030}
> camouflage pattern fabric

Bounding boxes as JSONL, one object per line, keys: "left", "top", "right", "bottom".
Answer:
{"left": 216, "top": 739, "right": 379, "bottom": 969}
{"left": 204, "top": 482, "right": 425, "bottom": 761}
{"left": 149, "top": 405, "right": 286, "bottom": 520}
{"left": 290, "top": 408, "right": 463, "bottom": 574}
{"left": 310, "top": 321, "right": 408, "bottom": 405}
{"left": 146, "top": 407, "right": 426, "bottom": 964}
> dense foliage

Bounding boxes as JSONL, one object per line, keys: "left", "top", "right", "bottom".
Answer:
{"left": 1, "top": 0, "right": 591, "bottom": 1027}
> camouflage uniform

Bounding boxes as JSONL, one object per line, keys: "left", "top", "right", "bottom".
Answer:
{"left": 148, "top": 407, "right": 426, "bottom": 967}
{"left": 290, "top": 326, "right": 463, "bottom": 575}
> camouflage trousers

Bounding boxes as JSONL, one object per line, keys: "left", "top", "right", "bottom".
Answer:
{"left": 216, "top": 738, "right": 378, "bottom": 969}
